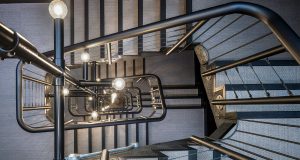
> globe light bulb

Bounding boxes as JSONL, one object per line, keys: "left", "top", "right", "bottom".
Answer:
{"left": 49, "top": 0, "right": 68, "bottom": 19}
{"left": 91, "top": 111, "right": 98, "bottom": 119}
{"left": 81, "top": 52, "right": 90, "bottom": 62}
{"left": 62, "top": 88, "right": 69, "bottom": 96}
{"left": 96, "top": 78, "right": 101, "bottom": 82}
{"left": 111, "top": 93, "right": 117, "bottom": 103}
{"left": 112, "top": 78, "right": 125, "bottom": 90}
{"left": 88, "top": 96, "right": 93, "bottom": 101}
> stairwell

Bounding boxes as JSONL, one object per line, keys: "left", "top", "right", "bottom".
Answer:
{"left": 0, "top": 0, "right": 300, "bottom": 160}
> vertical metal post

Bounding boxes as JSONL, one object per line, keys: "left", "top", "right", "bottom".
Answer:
{"left": 70, "top": 0, "right": 75, "bottom": 65}
{"left": 70, "top": 0, "right": 78, "bottom": 153}
{"left": 160, "top": 0, "right": 166, "bottom": 49}
{"left": 83, "top": 62, "right": 89, "bottom": 80}
{"left": 91, "top": 61, "right": 97, "bottom": 110}
{"left": 91, "top": 61, "right": 97, "bottom": 81}
{"left": 118, "top": 0, "right": 123, "bottom": 56}
{"left": 53, "top": 19, "right": 65, "bottom": 160}
{"left": 106, "top": 43, "right": 112, "bottom": 65}
{"left": 124, "top": 61, "right": 129, "bottom": 146}
{"left": 100, "top": 0, "right": 105, "bottom": 58}
{"left": 138, "top": 0, "right": 143, "bottom": 54}
{"left": 185, "top": 0, "right": 193, "bottom": 44}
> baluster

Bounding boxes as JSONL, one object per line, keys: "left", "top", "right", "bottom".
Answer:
{"left": 265, "top": 58, "right": 293, "bottom": 96}
{"left": 224, "top": 70, "right": 238, "bottom": 99}
{"left": 248, "top": 63, "right": 270, "bottom": 97}
{"left": 235, "top": 67, "right": 252, "bottom": 98}
{"left": 30, "top": 81, "right": 33, "bottom": 107}
{"left": 178, "top": 16, "right": 225, "bottom": 54}
{"left": 34, "top": 82, "right": 37, "bottom": 107}
{"left": 24, "top": 80, "right": 27, "bottom": 107}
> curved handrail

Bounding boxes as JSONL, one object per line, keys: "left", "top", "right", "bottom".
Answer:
{"left": 190, "top": 135, "right": 253, "bottom": 160}
{"left": 16, "top": 61, "right": 166, "bottom": 133}
{"left": 42, "top": 2, "right": 300, "bottom": 64}
{"left": 67, "top": 87, "right": 143, "bottom": 117}
{"left": 0, "top": 23, "right": 95, "bottom": 95}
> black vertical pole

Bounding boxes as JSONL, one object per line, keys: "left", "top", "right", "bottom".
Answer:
{"left": 70, "top": 0, "right": 78, "bottom": 153}
{"left": 53, "top": 19, "right": 65, "bottom": 160}
{"left": 100, "top": 0, "right": 105, "bottom": 58}
{"left": 99, "top": 0, "right": 106, "bottom": 149}
{"left": 160, "top": 0, "right": 166, "bottom": 49}
{"left": 118, "top": 0, "right": 123, "bottom": 56}
{"left": 132, "top": 60, "right": 139, "bottom": 143}
{"left": 70, "top": 0, "right": 75, "bottom": 65}
{"left": 84, "top": 0, "right": 93, "bottom": 153}
{"left": 138, "top": 0, "right": 143, "bottom": 54}
{"left": 114, "top": 62, "right": 118, "bottom": 148}
{"left": 143, "top": 58, "right": 149, "bottom": 145}
{"left": 186, "top": 0, "right": 193, "bottom": 44}
{"left": 91, "top": 61, "right": 97, "bottom": 81}
{"left": 124, "top": 61, "right": 129, "bottom": 146}
{"left": 83, "top": 62, "right": 89, "bottom": 80}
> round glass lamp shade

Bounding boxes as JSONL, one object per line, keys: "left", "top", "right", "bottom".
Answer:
{"left": 81, "top": 52, "right": 90, "bottom": 62}
{"left": 62, "top": 88, "right": 69, "bottom": 96}
{"left": 91, "top": 111, "right": 98, "bottom": 119}
{"left": 112, "top": 78, "right": 126, "bottom": 90}
{"left": 49, "top": 0, "right": 68, "bottom": 19}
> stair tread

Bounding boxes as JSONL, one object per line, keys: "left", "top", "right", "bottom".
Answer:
{"left": 110, "top": 139, "right": 194, "bottom": 159}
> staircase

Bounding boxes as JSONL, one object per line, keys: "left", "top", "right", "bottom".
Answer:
{"left": 0, "top": 0, "right": 299, "bottom": 160}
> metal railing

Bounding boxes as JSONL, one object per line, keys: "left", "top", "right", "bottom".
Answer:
{"left": 0, "top": 2, "right": 299, "bottom": 159}
{"left": 190, "top": 136, "right": 253, "bottom": 160}
{"left": 16, "top": 61, "right": 166, "bottom": 133}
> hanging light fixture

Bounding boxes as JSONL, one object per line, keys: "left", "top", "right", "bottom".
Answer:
{"left": 91, "top": 111, "right": 98, "bottom": 119}
{"left": 112, "top": 78, "right": 126, "bottom": 90}
{"left": 88, "top": 96, "right": 93, "bottom": 101}
{"left": 111, "top": 92, "right": 117, "bottom": 103}
{"left": 49, "top": 0, "right": 68, "bottom": 19}
{"left": 62, "top": 88, "right": 69, "bottom": 96}
{"left": 80, "top": 52, "right": 90, "bottom": 62}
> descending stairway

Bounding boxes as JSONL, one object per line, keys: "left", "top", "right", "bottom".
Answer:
{"left": 0, "top": 1, "right": 300, "bottom": 160}
{"left": 59, "top": 0, "right": 203, "bottom": 156}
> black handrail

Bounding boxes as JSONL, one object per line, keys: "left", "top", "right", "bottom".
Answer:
{"left": 41, "top": 2, "right": 300, "bottom": 64}
{"left": 211, "top": 96, "right": 300, "bottom": 105}
{"left": 201, "top": 45, "right": 286, "bottom": 76}
{"left": 0, "top": 23, "right": 95, "bottom": 95}
{"left": 67, "top": 87, "right": 143, "bottom": 117}
{"left": 190, "top": 135, "right": 253, "bottom": 160}
{"left": 17, "top": 61, "right": 166, "bottom": 133}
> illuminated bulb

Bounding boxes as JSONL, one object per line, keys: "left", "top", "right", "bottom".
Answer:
{"left": 49, "top": 0, "right": 68, "bottom": 19}
{"left": 80, "top": 52, "right": 90, "bottom": 62}
{"left": 112, "top": 78, "right": 126, "bottom": 90}
{"left": 111, "top": 93, "right": 117, "bottom": 103}
{"left": 96, "top": 78, "right": 101, "bottom": 82}
{"left": 91, "top": 111, "right": 98, "bottom": 119}
{"left": 62, "top": 88, "right": 69, "bottom": 96}
{"left": 88, "top": 96, "right": 93, "bottom": 101}
{"left": 101, "top": 108, "right": 105, "bottom": 111}
{"left": 103, "top": 90, "right": 107, "bottom": 94}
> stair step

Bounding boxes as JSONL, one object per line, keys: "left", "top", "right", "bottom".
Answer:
{"left": 143, "top": 105, "right": 202, "bottom": 109}
{"left": 141, "top": 95, "right": 200, "bottom": 101}
{"left": 234, "top": 111, "right": 300, "bottom": 119}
